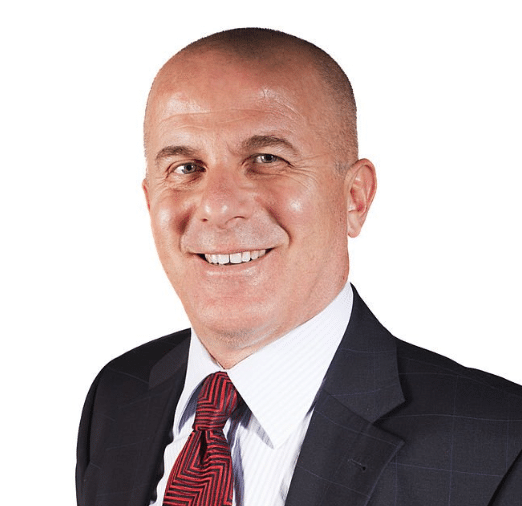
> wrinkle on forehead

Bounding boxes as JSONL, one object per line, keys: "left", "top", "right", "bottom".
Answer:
{"left": 154, "top": 83, "right": 306, "bottom": 118}
{"left": 144, "top": 49, "right": 350, "bottom": 164}
{"left": 155, "top": 108, "right": 302, "bottom": 131}
{"left": 147, "top": 92, "right": 310, "bottom": 158}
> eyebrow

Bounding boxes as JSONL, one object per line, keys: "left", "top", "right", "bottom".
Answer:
{"left": 155, "top": 145, "right": 199, "bottom": 165}
{"left": 240, "top": 135, "right": 298, "bottom": 156}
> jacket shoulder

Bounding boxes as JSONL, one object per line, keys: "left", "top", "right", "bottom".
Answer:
{"left": 103, "top": 328, "right": 191, "bottom": 383}
{"left": 396, "top": 337, "right": 522, "bottom": 402}
{"left": 87, "top": 328, "right": 190, "bottom": 412}
{"left": 393, "top": 337, "right": 522, "bottom": 464}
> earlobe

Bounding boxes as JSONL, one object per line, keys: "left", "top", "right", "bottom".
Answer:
{"left": 345, "top": 158, "right": 377, "bottom": 238}
{"left": 142, "top": 178, "right": 151, "bottom": 212}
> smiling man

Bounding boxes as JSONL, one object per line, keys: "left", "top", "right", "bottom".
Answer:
{"left": 77, "top": 29, "right": 522, "bottom": 506}
{"left": 141, "top": 35, "right": 374, "bottom": 369}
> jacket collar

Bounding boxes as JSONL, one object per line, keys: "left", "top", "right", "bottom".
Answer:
{"left": 321, "top": 285, "right": 405, "bottom": 423}
{"left": 285, "top": 286, "right": 405, "bottom": 506}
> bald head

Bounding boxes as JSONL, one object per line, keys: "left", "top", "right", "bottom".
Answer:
{"left": 144, "top": 28, "right": 358, "bottom": 166}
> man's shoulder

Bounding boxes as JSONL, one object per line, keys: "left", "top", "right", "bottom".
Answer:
{"left": 103, "top": 328, "right": 191, "bottom": 381}
{"left": 395, "top": 337, "right": 522, "bottom": 415}
{"left": 89, "top": 328, "right": 191, "bottom": 407}
{"left": 351, "top": 287, "right": 522, "bottom": 407}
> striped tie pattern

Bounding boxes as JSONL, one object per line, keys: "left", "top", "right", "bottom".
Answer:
{"left": 163, "top": 372, "right": 241, "bottom": 506}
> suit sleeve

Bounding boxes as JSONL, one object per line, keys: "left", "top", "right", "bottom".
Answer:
{"left": 76, "top": 369, "right": 108, "bottom": 506}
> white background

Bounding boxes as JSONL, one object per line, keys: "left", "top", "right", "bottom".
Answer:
{"left": 1, "top": 1, "right": 521, "bottom": 503}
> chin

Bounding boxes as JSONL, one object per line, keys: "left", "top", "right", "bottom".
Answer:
{"left": 191, "top": 305, "right": 281, "bottom": 349}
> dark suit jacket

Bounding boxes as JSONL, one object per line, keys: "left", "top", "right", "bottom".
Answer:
{"left": 77, "top": 287, "right": 522, "bottom": 505}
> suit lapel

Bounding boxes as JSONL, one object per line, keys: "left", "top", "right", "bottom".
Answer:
{"left": 285, "top": 286, "right": 405, "bottom": 506}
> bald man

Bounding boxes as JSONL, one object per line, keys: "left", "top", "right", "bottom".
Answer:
{"left": 77, "top": 28, "right": 522, "bottom": 506}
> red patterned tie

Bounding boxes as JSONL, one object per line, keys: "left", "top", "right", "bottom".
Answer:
{"left": 163, "top": 372, "right": 241, "bottom": 506}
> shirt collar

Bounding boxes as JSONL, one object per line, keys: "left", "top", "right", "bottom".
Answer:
{"left": 175, "top": 282, "right": 353, "bottom": 448}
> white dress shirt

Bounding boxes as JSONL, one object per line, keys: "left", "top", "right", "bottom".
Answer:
{"left": 152, "top": 282, "right": 353, "bottom": 506}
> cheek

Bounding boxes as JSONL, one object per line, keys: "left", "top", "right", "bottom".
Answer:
{"left": 266, "top": 177, "right": 314, "bottom": 216}
{"left": 150, "top": 195, "right": 190, "bottom": 250}
{"left": 268, "top": 181, "right": 335, "bottom": 232}
{"left": 156, "top": 206, "right": 174, "bottom": 233}
{"left": 266, "top": 189, "right": 309, "bottom": 241}
{"left": 263, "top": 185, "right": 326, "bottom": 268}
{"left": 268, "top": 179, "right": 348, "bottom": 256}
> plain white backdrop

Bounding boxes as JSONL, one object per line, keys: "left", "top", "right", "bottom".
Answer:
{"left": 1, "top": 1, "right": 521, "bottom": 503}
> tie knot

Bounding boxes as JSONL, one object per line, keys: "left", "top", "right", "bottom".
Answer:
{"left": 194, "top": 372, "right": 241, "bottom": 431}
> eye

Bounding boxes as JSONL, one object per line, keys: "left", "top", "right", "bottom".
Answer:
{"left": 254, "top": 153, "right": 280, "bottom": 164}
{"left": 172, "top": 163, "right": 203, "bottom": 175}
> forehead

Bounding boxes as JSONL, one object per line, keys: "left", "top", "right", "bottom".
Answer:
{"left": 145, "top": 51, "right": 330, "bottom": 151}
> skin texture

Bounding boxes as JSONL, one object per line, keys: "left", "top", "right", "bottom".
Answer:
{"left": 143, "top": 46, "right": 376, "bottom": 368}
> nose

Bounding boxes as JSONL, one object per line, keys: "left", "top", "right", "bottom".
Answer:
{"left": 195, "top": 169, "right": 254, "bottom": 227}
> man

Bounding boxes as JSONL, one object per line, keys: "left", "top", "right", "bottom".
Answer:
{"left": 77, "top": 28, "right": 522, "bottom": 506}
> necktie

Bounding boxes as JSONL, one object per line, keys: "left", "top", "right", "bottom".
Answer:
{"left": 163, "top": 372, "right": 241, "bottom": 506}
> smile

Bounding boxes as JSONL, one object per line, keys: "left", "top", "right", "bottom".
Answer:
{"left": 202, "top": 249, "right": 267, "bottom": 265}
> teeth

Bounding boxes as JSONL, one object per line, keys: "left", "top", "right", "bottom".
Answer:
{"left": 204, "top": 249, "right": 267, "bottom": 265}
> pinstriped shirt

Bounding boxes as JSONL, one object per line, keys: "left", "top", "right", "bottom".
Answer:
{"left": 152, "top": 282, "right": 353, "bottom": 505}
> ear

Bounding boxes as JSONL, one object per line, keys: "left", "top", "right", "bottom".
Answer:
{"left": 344, "top": 158, "right": 377, "bottom": 238}
{"left": 142, "top": 177, "right": 151, "bottom": 212}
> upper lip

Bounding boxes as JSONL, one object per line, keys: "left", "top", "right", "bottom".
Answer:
{"left": 192, "top": 247, "right": 272, "bottom": 255}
